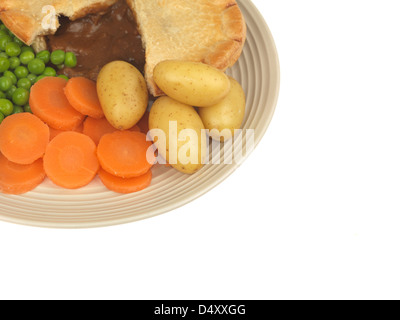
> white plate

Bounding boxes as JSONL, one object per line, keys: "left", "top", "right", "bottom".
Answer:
{"left": 0, "top": 0, "right": 280, "bottom": 228}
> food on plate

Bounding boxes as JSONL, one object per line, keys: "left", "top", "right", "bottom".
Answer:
{"left": 64, "top": 77, "right": 104, "bottom": 119}
{"left": 0, "top": 98, "right": 13, "bottom": 116}
{"left": 0, "top": 0, "right": 245, "bottom": 96}
{"left": 98, "top": 168, "right": 152, "bottom": 194}
{"left": 0, "top": 0, "right": 144, "bottom": 81}
{"left": 82, "top": 116, "right": 141, "bottom": 145}
{"left": 49, "top": 121, "right": 84, "bottom": 141}
{"left": 0, "top": 21, "right": 78, "bottom": 123}
{"left": 97, "top": 61, "right": 148, "bottom": 130}
{"left": 149, "top": 96, "right": 207, "bottom": 174}
{"left": 0, "top": 74, "right": 154, "bottom": 194}
{"left": 153, "top": 60, "right": 231, "bottom": 107}
{"left": 0, "top": 112, "right": 50, "bottom": 165}
{"left": 97, "top": 130, "right": 154, "bottom": 178}
{"left": 83, "top": 117, "right": 119, "bottom": 145}
{"left": 0, "top": 0, "right": 248, "bottom": 195}
{"left": 0, "top": 153, "right": 46, "bottom": 195}
{"left": 198, "top": 76, "right": 246, "bottom": 141}
{"left": 43, "top": 131, "right": 99, "bottom": 189}
{"left": 129, "top": 0, "right": 246, "bottom": 96}
{"left": 29, "top": 76, "right": 85, "bottom": 130}
{"left": 46, "top": 0, "right": 144, "bottom": 81}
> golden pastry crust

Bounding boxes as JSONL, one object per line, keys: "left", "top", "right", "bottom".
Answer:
{"left": 128, "top": 0, "right": 246, "bottom": 96}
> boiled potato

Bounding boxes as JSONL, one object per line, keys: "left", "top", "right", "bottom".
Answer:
{"left": 97, "top": 61, "right": 148, "bottom": 130}
{"left": 153, "top": 60, "right": 230, "bottom": 107}
{"left": 198, "top": 77, "right": 246, "bottom": 141}
{"left": 149, "top": 96, "right": 207, "bottom": 174}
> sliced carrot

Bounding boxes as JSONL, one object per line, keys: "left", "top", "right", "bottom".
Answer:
{"left": 64, "top": 77, "right": 104, "bottom": 119}
{"left": 136, "top": 110, "right": 150, "bottom": 134}
{"left": 83, "top": 117, "right": 142, "bottom": 145}
{"left": 82, "top": 117, "right": 117, "bottom": 145}
{"left": 49, "top": 127, "right": 64, "bottom": 141}
{"left": 74, "top": 121, "right": 84, "bottom": 133}
{"left": 30, "top": 77, "right": 85, "bottom": 131}
{"left": 43, "top": 131, "right": 99, "bottom": 189}
{"left": 97, "top": 131, "right": 154, "bottom": 178}
{"left": 0, "top": 153, "right": 46, "bottom": 195}
{"left": 0, "top": 113, "right": 50, "bottom": 165}
{"left": 98, "top": 168, "right": 152, "bottom": 194}
{"left": 49, "top": 121, "right": 85, "bottom": 141}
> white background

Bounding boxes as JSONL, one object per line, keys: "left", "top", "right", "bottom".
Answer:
{"left": 1, "top": 0, "right": 400, "bottom": 300}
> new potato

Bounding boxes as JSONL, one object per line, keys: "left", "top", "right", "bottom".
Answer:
{"left": 149, "top": 96, "right": 207, "bottom": 174}
{"left": 199, "top": 77, "right": 246, "bottom": 141}
{"left": 97, "top": 61, "right": 148, "bottom": 130}
{"left": 153, "top": 60, "right": 231, "bottom": 107}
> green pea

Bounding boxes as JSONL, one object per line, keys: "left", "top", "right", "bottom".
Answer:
{"left": 0, "top": 25, "right": 7, "bottom": 32}
{"left": 12, "top": 105, "right": 24, "bottom": 114}
{"left": 14, "top": 65, "right": 29, "bottom": 79}
{"left": 12, "top": 88, "right": 29, "bottom": 106}
{"left": 43, "top": 66, "right": 57, "bottom": 77}
{"left": 0, "top": 91, "right": 6, "bottom": 99}
{"left": 0, "top": 30, "right": 8, "bottom": 38}
{"left": 0, "top": 56, "right": 10, "bottom": 72}
{"left": 0, "top": 112, "right": 4, "bottom": 124}
{"left": 8, "top": 56, "right": 20, "bottom": 69}
{"left": 36, "top": 50, "right": 50, "bottom": 64}
{"left": 20, "top": 46, "right": 34, "bottom": 53}
{"left": 64, "top": 52, "right": 77, "bottom": 68}
{"left": 57, "top": 64, "right": 65, "bottom": 70}
{"left": 23, "top": 105, "right": 32, "bottom": 113}
{"left": 3, "top": 71, "right": 17, "bottom": 85}
{"left": 27, "top": 58, "right": 45, "bottom": 75}
{"left": 5, "top": 42, "right": 21, "bottom": 57}
{"left": 58, "top": 75, "right": 69, "bottom": 81}
{"left": 0, "top": 52, "right": 8, "bottom": 58}
{"left": 17, "top": 78, "right": 31, "bottom": 90}
{"left": 27, "top": 73, "right": 37, "bottom": 83}
{"left": 6, "top": 85, "right": 17, "bottom": 100}
{"left": 0, "top": 35, "right": 12, "bottom": 51}
{"left": 0, "top": 98, "right": 14, "bottom": 116}
{"left": 19, "top": 50, "right": 35, "bottom": 65}
{"left": 50, "top": 50, "right": 65, "bottom": 65}
{"left": 0, "top": 76, "right": 12, "bottom": 92}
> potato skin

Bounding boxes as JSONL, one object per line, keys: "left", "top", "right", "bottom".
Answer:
{"left": 97, "top": 61, "right": 148, "bottom": 130}
{"left": 149, "top": 96, "right": 207, "bottom": 174}
{"left": 198, "top": 77, "right": 246, "bottom": 141}
{"left": 153, "top": 60, "right": 231, "bottom": 107}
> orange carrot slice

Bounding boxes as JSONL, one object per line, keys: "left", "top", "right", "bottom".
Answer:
{"left": 74, "top": 121, "right": 84, "bottom": 133}
{"left": 30, "top": 77, "right": 85, "bottom": 130}
{"left": 98, "top": 168, "right": 152, "bottom": 194}
{"left": 43, "top": 131, "right": 99, "bottom": 189}
{"left": 82, "top": 117, "right": 118, "bottom": 145}
{"left": 97, "top": 131, "right": 154, "bottom": 178}
{"left": 0, "top": 153, "right": 46, "bottom": 194}
{"left": 49, "top": 121, "right": 84, "bottom": 141}
{"left": 0, "top": 113, "right": 50, "bottom": 165}
{"left": 64, "top": 77, "right": 104, "bottom": 119}
{"left": 83, "top": 117, "right": 143, "bottom": 145}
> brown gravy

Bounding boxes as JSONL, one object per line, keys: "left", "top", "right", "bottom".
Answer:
{"left": 47, "top": 0, "right": 145, "bottom": 81}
